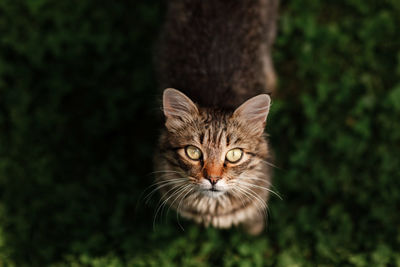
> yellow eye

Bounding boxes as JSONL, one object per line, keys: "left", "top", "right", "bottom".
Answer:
{"left": 185, "top": 145, "right": 202, "bottom": 160}
{"left": 226, "top": 148, "right": 243, "bottom": 163}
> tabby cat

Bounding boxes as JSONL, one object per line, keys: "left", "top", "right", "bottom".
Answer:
{"left": 154, "top": 0, "right": 278, "bottom": 235}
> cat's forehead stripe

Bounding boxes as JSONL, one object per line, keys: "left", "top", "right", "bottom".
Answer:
{"left": 202, "top": 128, "right": 210, "bottom": 145}
{"left": 216, "top": 128, "right": 226, "bottom": 147}
{"left": 199, "top": 132, "right": 205, "bottom": 144}
{"left": 200, "top": 123, "right": 227, "bottom": 147}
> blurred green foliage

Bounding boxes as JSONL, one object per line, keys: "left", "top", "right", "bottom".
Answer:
{"left": 0, "top": 0, "right": 399, "bottom": 266}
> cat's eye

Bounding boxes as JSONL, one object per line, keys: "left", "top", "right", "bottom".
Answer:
{"left": 226, "top": 148, "right": 243, "bottom": 163}
{"left": 185, "top": 145, "right": 202, "bottom": 160}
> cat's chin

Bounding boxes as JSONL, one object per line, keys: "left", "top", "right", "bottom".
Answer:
{"left": 201, "top": 189, "right": 226, "bottom": 198}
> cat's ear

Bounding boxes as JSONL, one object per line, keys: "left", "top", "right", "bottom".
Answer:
{"left": 163, "top": 88, "right": 199, "bottom": 129}
{"left": 233, "top": 94, "right": 271, "bottom": 135}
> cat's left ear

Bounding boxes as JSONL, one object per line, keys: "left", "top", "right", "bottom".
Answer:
{"left": 163, "top": 88, "right": 199, "bottom": 130}
{"left": 233, "top": 94, "right": 271, "bottom": 135}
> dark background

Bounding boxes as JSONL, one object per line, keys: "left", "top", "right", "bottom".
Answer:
{"left": 1, "top": 0, "right": 399, "bottom": 266}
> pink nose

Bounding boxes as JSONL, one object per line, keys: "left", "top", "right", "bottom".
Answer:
{"left": 207, "top": 176, "right": 221, "bottom": 185}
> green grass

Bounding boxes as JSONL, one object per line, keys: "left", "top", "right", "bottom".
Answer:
{"left": 0, "top": 0, "right": 399, "bottom": 266}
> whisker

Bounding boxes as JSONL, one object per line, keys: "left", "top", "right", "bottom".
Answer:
{"left": 144, "top": 180, "right": 187, "bottom": 204}
{"left": 230, "top": 188, "right": 247, "bottom": 209}
{"left": 243, "top": 186, "right": 269, "bottom": 216}
{"left": 236, "top": 185, "right": 267, "bottom": 210}
{"left": 153, "top": 184, "right": 186, "bottom": 230}
{"left": 161, "top": 184, "right": 192, "bottom": 221}
{"left": 260, "top": 159, "right": 281, "bottom": 170}
{"left": 165, "top": 184, "right": 192, "bottom": 218}
{"left": 150, "top": 178, "right": 188, "bottom": 187}
{"left": 176, "top": 187, "right": 195, "bottom": 231}
{"left": 236, "top": 180, "right": 282, "bottom": 200}
{"left": 241, "top": 177, "right": 273, "bottom": 186}
{"left": 233, "top": 186, "right": 267, "bottom": 219}
{"left": 241, "top": 177, "right": 282, "bottom": 198}
{"left": 142, "top": 177, "right": 187, "bottom": 195}
{"left": 142, "top": 178, "right": 187, "bottom": 204}
{"left": 135, "top": 177, "right": 186, "bottom": 211}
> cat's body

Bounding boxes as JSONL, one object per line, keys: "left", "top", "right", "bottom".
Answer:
{"left": 155, "top": 0, "right": 278, "bottom": 234}
{"left": 158, "top": 0, "right": 278, "bottom": 108}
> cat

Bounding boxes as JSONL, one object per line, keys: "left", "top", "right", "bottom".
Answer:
{"left": 154, "top": 0, "right": 279, "bottom": 235}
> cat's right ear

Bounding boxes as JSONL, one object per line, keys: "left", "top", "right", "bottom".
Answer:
{"left": 233, "top": 94, "right": 271, "bottom": 136}
{"left": 163, "top": 88, "right": 198, "bottom": 129}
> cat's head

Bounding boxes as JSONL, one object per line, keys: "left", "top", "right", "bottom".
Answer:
{"left": 158, "top": 88, "right": 271, "bottom": 198}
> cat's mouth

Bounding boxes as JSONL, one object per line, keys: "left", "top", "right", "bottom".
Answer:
{"left": 198, "top": 178, "right": 227, "bottom": 197}
{"left": 201, "top": 188, "right": 220, "bottom": 193}
{"left": 201, "top": 187, "right": 225, "bottom": 198}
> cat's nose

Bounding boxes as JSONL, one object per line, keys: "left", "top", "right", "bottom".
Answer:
{"left": 207, "top": 176, "right": 221, "bottom": 185}
{"left": 204, "top": 162, "right": 223, "bottom": 181}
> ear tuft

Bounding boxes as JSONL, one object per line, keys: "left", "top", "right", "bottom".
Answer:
{"left": 233, "top": 94, "right": 271, "bottom": 135}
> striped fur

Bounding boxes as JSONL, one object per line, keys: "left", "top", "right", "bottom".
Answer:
{"left": 155, "top": 0, "right": 278, "bottom": 235}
